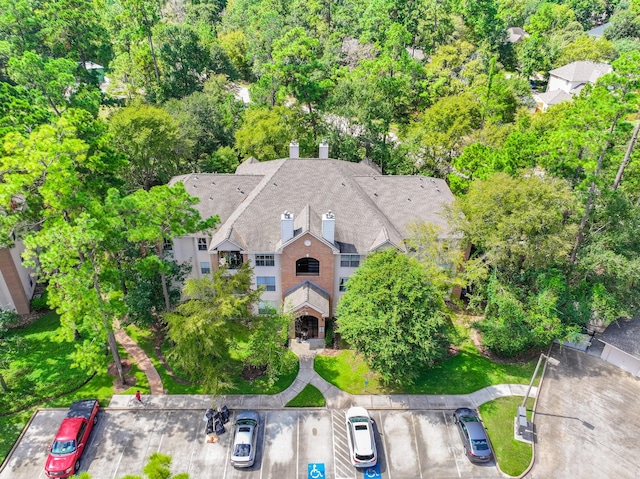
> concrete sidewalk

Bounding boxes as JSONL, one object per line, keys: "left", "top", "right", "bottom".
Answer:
{"left": 108, "top": 336, "right": 535, "bottom": 410}
{"left": 107, "top": 382, "right": 536, "bottom": 410}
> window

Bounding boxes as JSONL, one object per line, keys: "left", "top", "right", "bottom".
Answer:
{"left": 339, "top": 277, "right": 349, "bottom": 292}
{"left": 198, "top": 238, "right": 208, "bottom": 251}
{"left": 340, "top": 254, "right": 360, "bottom": 267}
{"left": 163, "top": 238, "right": 173, "bottom": 251}
{"left": 220, "top": 251, "right": 243, "bottom": 269}
{"left": 257, "top": 276, "right": 276, "bottom": 291}
{"left": 258, "top": 301, "right": 277, "bottom": 314}
{"left": 296, "top": 257, "right": 320, "bottom": 276}
{"left": 255, "top": 254, "right": 275, "bottom": 266}
{"left": 200, "top": 262, "right": 211, "bottom": 274}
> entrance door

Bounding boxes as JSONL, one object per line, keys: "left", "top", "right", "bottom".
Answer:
{"left": 295, "top": 315, "right": 319, "bottom": 339}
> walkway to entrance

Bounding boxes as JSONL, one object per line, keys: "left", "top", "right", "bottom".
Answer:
{"left": 109, "top": 337, "right": 536, "bottom": 410}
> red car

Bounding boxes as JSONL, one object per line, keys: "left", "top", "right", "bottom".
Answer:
{"left": 45, "top": 399, "right": 100, "bottom": 478}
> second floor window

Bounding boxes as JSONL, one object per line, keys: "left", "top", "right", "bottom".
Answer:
{"left": 198, "top": 238, "right": 208, "bottom": 251}
{"left": 296, "top": 257, "right": 319, "bottom": 276}
{"left": 339, "top": 277, "right": 349, "bottom": 292}
{"left": 255, "top": 254, "right": 275, "bottom": 266}
{"left": 257, "top": 276, "right": 276, "bottom": 291}
{"left": 163, "top": 238, "right": 173, "bottom": 251}
{"left": 200, "top": 262, "right": 211, "bottom": 274}
{"left": 340, "top": 254, "right": 360, "bottom": 267}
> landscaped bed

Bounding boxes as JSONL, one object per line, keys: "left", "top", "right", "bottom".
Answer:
{"left": 315, "top": 319, "right": 537, "bottom": 395}
{"left": 125, "top": 324, "right": 299, "bottom": 395}
{"left": 480, "top": 396, "right": 534, "bottom": 476}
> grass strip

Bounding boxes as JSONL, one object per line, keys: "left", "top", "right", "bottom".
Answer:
{"left": 286, "top": 384, "right": 326, "bottom": 407}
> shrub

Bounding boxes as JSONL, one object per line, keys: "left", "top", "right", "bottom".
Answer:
{"left": 0, "top": 309, "right": 20, "bottom": 331}
{"left": 30, "top": 291, "right": 49, "bottom": 311}
{"left": 324, "top": 318, "right": 334, "bottom": 348}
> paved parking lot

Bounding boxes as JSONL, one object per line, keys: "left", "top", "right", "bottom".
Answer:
{"left": 1, "top": 408, "right": 501, "bottom": 479}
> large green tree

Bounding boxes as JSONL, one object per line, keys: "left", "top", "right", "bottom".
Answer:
{"left": 164, "top": 263, "right": 262, "bottom": 392}
{"left": 108, "top": 102, "right": 188, "bottom": 191}
{"left": 336, "top": 249, "right": 451, "bottom": 384}
{"left": 451, "top": 172, "right": 580, "bottom": 276}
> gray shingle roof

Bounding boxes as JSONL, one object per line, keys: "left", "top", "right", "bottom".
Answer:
{"left": 173, "top": 157, "right": 456, "bottom": 254}
{"left": 284, "top": 280, "right": 330, "bottom": 315}
{"left": 600, "top": 317, "right": 640, "bottom": 359}
{"left": 535, "top": 90, "right": 574, "bottom": 106}
{"left": 548, "top": 61, "right": 612, "bottom": 83}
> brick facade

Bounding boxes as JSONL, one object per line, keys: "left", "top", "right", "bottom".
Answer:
{"left": 281, "top": 233, "right": 336, "bottom": 338}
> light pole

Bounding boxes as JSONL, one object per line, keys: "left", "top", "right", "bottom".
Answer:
{"left": 515, "top": 352, "right": 560, "bottom": 439}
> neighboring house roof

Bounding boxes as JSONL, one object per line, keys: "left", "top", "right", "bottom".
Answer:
{"left": 172, "top": 156, "right": 455, "bottom": 254}
{"left": 534, "top": 90, "right": 574, "bottom": 108}
{"left": 406, "top": 47, "right": 425, "bottom": 60}
{"left": 83, "top": 61, "right": 103, "bottom": 70}
{"left": 600, "top": 317, "right": 640, "bottom": 359}
{"left": 284, "top": 280, "right": 331, "bottom": 316}
{"left": 507, "top": 27, "right": 529, "bottom": 43}
{"left": 588, "top": 22, "right": 611, "bottom": 38}
{"left": 548, "top": 61, "right": 612, "bottom": 84}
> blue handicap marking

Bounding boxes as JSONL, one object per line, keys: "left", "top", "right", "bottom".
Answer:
{"left": 308, "top": 463, "right": 325, "bottom": 479}
{"left": 363, "top": 463, "right": 381, "bottom": 478}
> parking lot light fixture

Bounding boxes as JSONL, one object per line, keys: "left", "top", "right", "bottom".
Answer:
{"left": 515, "top": 353, "right": 560, "bottom": 438}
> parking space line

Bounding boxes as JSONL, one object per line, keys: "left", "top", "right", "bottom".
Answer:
{"left": 377, "top": 411, "right": 392, "bottom": 479}
{"left": 443, "top": 410, "right": 462, "bottom": 478}
{"left": 331, "top": 409, "right": 355, "bottom": 479}
{"left": 186, "top": 413, "right": 200, "bottom": 477}
{"left": 222, "top": 412, "right": 231, "bottom": 479}
{"left": 259, "top": 411, "right": 266, "bottom": 479}
{"left": 411, "top": 413, "right": 423, "bottom": 479}
{"left": 296, "top": 412, "right": 300, "bottom": 479}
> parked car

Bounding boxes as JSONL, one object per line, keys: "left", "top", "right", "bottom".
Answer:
{"left": 44, "top": 399, "right": 100, "bottom": 478}
{"left": 345, "top": 406, "right": 377, "bottom": 468}
{"left": 452, "top": 407, "right": 493, "bottom": 463}
{"left": 230, "top": 410, "right": 260, "bottom": 468}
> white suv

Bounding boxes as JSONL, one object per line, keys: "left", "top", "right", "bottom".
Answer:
{"left": 345, "top": 407, "right": 377, "bottom": 468}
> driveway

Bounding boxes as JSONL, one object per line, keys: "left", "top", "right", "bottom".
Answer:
{"left": 1, "top": 408, "right": 501, "bottom": 479}
{"left": 526, "top": 344, "right": 640, "bottom": 479}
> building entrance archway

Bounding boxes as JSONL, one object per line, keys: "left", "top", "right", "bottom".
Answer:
{"left": 295, "top": 315, "right": 319, "bottom": 339}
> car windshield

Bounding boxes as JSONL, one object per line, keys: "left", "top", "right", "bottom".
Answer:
{"left": 462, "top": 416, "right": 479, "bottom": 422}
{"left": 471, "top": 439, "right": 489, "bottom": 450}
{"left": 237, "top": 419, "right": 257, "bottom": 427}
{"left": 356, "top": 453, "right": 375, "bottom": 461}
{"left": 51, "top": 440, "right": 76, "bottom": 455}
{"left": 234, "top": 444, "right": 251, "bottom": 457}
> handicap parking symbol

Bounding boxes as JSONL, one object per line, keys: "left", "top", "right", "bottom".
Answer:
{"left": 308, "top": 463, "right": 325, "bottom": 479}
{"left": 363, "top": 463, "right": 381, "bottom": 478}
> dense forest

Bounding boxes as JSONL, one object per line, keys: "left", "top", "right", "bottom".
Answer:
{"left": 1, "top": 0, "right": 640, "bottom": 365}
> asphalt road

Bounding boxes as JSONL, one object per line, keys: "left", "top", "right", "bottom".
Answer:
{"left": 1, "top": 408, "right": 501, "bottom": 479}
{"left": 526, "top": 345, "right": 640, "bottom": 479}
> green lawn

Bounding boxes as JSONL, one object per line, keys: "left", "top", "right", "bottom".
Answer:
{"left": 127, "top": 324, "right": 299, "bottom": 395}
{"left": 315, "top": 318, "right": 537, "bottom": 394}
{"left": 286, "top": 384, "right": 326, "bottom": 407}
{"left": 479, "top": 396, "right": 534, "bottom": 476}
{"left": 0, "top": 313, "right": 144, "bottom": 464}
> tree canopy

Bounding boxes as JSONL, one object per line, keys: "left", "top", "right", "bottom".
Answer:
{"left": 336, "top": 249, "right": 452, "bottom": 384}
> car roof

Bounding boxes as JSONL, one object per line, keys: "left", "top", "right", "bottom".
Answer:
{"left": 233, "top": 426, "right": 254, "bottom": 445}
{"left": 56, "top": 417, "right": 84, "bottom": 440}
{"left": 465, "top": 421, "right": 488, "bottom": 441}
